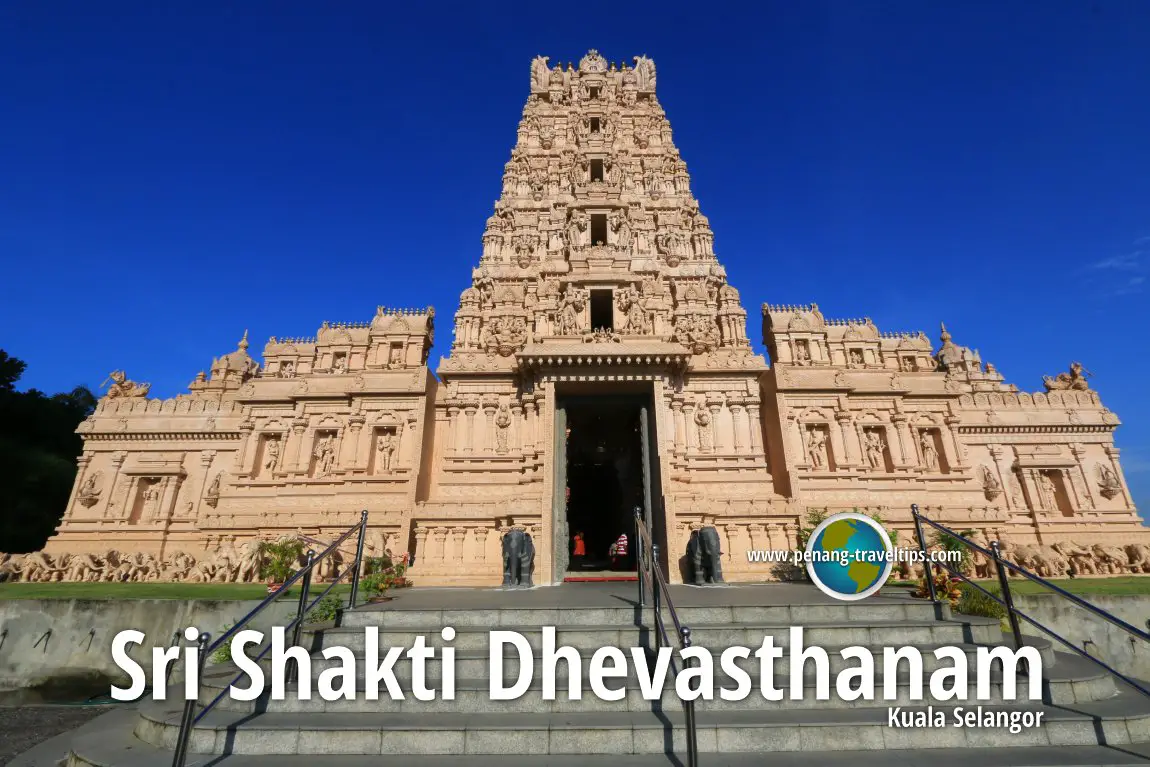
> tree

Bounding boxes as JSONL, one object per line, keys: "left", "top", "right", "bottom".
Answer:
{"left": 0, "top": 350, "right": 96, "bottom": 552}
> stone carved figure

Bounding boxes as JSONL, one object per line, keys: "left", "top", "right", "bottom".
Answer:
{"left": 1124, "top": 543, "right": 1150, "bottom": 573}
{"left": 695, "top": 408, "right": 713, "bottom": 452}
{"left": 919, "top": 431, "right": 938, "bottom": 470}
{"left": 102, "top": 370, "right": 150, "bottom": 399}
{"left": 264, "top": 437, "right": 281, "bottom": 473}
{"left": 556, "top": 287, "right": 587, "bottom": 336}
{"left": 615, "top": 286, "right": 649, "bottom": 334}
{"left": 673, "top": 314, "right": 720, "bottom": 353}
{"left": 1037, "top": 471, "right": 1058, "bottom": 510}
{"left": 1043, "top": 361, "right": 1091, "bottom": 392}
{"left": 332, "top": 355, "right": 347, "bottom": 374}
{"left": 609, "top": 210, "right": 632, "bottom": 249}
{"left": 313, "top": 435, "right": 336, "bottom": 477}
{"left": 805, "top": 426, "right": 827, "bottom": 469}
{"left": 848, "top": 349, "right": 864, "bottom": 367}
{"left": 794, "top": 340, "right": 811, "bottom": 364}
{"left": 501, "top": 527, "right": 535, "bottom": 587}
{"left": 204, "top": 473, "right": 221, "bottom": 507}
{"left": 495, "top": 406, "right": 512, "bottom": 454}
{"left": 1009, "top": 470, "right": 1026, "bottom": 507}
{"left": 530, "top": 55, "right": 550, "bottom": 92}
{"left": 1098, "top": 464, "right": 1123, "bottom": 500}
{"left": 566, "top": 209, "right": 588, "bottom": 249}
{"left": 77, "top": 473, "right": 102, "bottom": 507}
{"left": 1051, "top": 541, "right": 1098, "bottom": 576}
{"left": 633, "top": 55, "right": 656, "bottom": 91}
{"left": 863, "top": 430, "right": 886, "bottom": 469}
{"left": 980, "top": 465, "right": 1003, "bottom": 500}
{"left": 686, "top": 526, "right": 724, "bottom": 585}
{"left": 1092, "top": 543, "right": 1131, "bottom": 574}
{"left": 376, "top": 432, "right": 395, "bottom": 472}
{"left": 483, "top": 315, "right": 529, "bottom": 356}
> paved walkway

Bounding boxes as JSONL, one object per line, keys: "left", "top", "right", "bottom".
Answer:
{"left": 359, "top": 581, "right": 919, "bottom": 612}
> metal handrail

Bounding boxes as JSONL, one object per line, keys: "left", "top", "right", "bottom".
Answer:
{"left": 634, "top": 507, "right": 699, "bottom": 767}
{"left": 171, "top": 510, "right": 370, "bottom": 767}
{"left": 910, "top": 503, "right": 1150, "bottom": 700}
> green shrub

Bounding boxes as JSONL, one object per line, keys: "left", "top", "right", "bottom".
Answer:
{"left": 955, "top": 583, "right": 1009, "bottom": 630}
{"left": 305, "top": 595, "right": 342, "bottom": 625}
{"left": 259, "top": 539, "right": 305, "bottom": 583}
{"left": 211, "top": 624, "right": 234, "bottom": 664}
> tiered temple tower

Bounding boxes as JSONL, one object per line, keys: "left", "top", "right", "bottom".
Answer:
{"left": 34, "top": 51, "right": 1147, "bottom": 587}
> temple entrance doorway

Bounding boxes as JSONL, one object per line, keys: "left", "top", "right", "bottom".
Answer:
{"left": 552, "top": 390, "right": 663, "bottom": 583}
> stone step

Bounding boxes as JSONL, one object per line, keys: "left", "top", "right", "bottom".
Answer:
{"left": 240, "top": 637, "right": 1057, "bottom": 684}
{"left": 203, "top": 653, "right": 1117, "bottom": 715}
{"left": 303, "top": 616, "right": 1001, "bottom": 653}
{"left": 338, "top": 600, "right": 943, "bottom": 629}
{"left": 62, "top": 728, "right": 1150, "bottom": 767}
{"left": 131, "top": 692, "right": 1150, "bottom": 755}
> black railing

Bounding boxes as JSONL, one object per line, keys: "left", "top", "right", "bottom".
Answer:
{"left": 910, "top": 503, "right": 1150, "bottom": 700}
{"left": 171, "top": 510, "right": 370, "bottom": 767}
{"left": 634, "top": 507, "right": 698, "bottom": 767}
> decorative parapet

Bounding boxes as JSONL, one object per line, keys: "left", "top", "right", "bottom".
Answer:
{"left": 93, "top": 397, "right": 243, "bottom": 416}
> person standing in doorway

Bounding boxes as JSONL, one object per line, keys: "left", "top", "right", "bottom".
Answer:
{"left": 571, "top": 531, "right": 586, "bottom": 571}
{"left": 609, "top": 531, "right": 628, "bottom": 570}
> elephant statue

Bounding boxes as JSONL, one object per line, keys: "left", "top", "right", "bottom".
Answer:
{"left": 686, "top": 526, "right": 725, "bottom": 585}
{"left": 501, "top": 528, "right": 535, "bottom": 588}
{"left": 1125, "top": 543, "right": 1150, "bottom": 574}
{"left": 1091, "top": 544, "right": 1131, "bottom": 574}
{"left": 1051, "top": 542, "right": 1098, "bottom": 576}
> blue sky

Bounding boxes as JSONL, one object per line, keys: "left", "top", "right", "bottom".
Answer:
{"left": 1, "top": 1, "right": 1147, "bottom": 508}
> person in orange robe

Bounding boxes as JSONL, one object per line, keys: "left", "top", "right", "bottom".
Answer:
{"left": 572, "top": 532, "right": 586, "bottom": 570}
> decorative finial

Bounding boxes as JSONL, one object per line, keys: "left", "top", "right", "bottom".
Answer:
{"left": 238, "top": 329, "right": 249, "bottom": 351}
{"left": 939, "top": 323, "right": 951, "bottom": 342}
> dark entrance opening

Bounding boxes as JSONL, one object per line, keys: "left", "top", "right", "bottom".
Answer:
{"left": 555, "top": 392, "right": 660, "bottom": 580}
{"left": 589, "top": 289, "right": 614, "bottom": 331}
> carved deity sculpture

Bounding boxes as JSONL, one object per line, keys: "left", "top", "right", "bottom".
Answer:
{"left": 103, "top": 370, "right": 150, "bottom": 399}
{"left": 529, "top": 55, "right": 550, "bottom": 92}
{"left": 376, "top": 432, "right": 395, "bottom": 473}
{"left": 495, "top": 406, "right": 512, "bottom": 454}
{"left": 332, "top": 355, "right": 347, "bottom": 374}
{"left": 77, "top": 473, "right": 102, "bottom": 507}
{"left": 313, "top": 435, "right": 336, "bottom": 478}
{"left": 695, "top": 408, "right": 713, "bottom": 452}
{"left": 1037, "top": 471, "right": 1058, "bottom": 510}
{"left": 919, "top": 431, "right": 938, "bottom": 471}
{"left": 981, "top": 465, "right": 1003, "bottom": 500}
{"left": 1098, "top": 464, "right": 1122, "bottom": 500}
{"left": 794, "top": 340, "right": 811, "bottom": 364}
{"left": 204, "top": 473, "right": 221, "bottom": 507}
{"left": 633, "top": 55, "right": 656, "bottom": 91}
{"left": 281, "top": 361, "right": 295, "bottom": 378}
{"left": 1043, "top": 361, "right": 1091, "bottom": 392}
{"left": 142, "top": 483, "right": 160, "bottom": 511}
{"left": 848, "top": 349, "right": 864, "bottom": 367}
{"left": 615, "top": 286, "right": 649, "bottom": 334}
{"left": 864, "top": 430, "right": 886, "bottom": 470}
{"left": 673, "top": 314, "right": 720, "bottom": 354}
{"left": 566, "top": 209, "right": 588, "bottom": 250}
{"left": 609, "top": 210, "right": 632, "bottom": 249}
{"left": 263, "top": 436, "right": 281, "bottom": 473}
{"left": 389, "top": 345, "right": 404, "bottom": 368}
{"left": 805, "top": 426, "right": 827, "bottom": 469}
{"left": 556, "top": 287, "right": 587, "bottom": 336}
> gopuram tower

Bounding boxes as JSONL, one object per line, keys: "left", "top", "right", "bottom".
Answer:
{"left": 422, "top": 50, "right": 773, "bottom": 583}
{"left": 32, "top": 51, "right": 1147, "bottom": 588}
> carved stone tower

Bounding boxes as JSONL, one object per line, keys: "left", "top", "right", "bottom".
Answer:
{"left": 426, "top": 50, "right": 773, "bottom": 584}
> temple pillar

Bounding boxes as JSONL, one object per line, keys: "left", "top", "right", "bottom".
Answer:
{"left": 287, "top": 419, "right": 308, "bottom": 473}
{"left": 837, "top": 414, "right": 858, "bottom": 466}
{"left": 988, "top": 446, "right": 1014, "bottom": 511}
{"left": 684, "top": 403, "right": 699, "bottom": 452}
{"left": 826, "top": 420, "right": 846, "bottom": 471}
{"left": 524, "top": 400, "right": 537, "bottom": 453}
{"left": 747, "top": 403, "right": 764, "bottom": 460}
{"left": 234, "top": 420, "right": 255, "bottom": 473}
{"left": 195, "top": 450, "right": 215, "bottom": 519}
{"left": 1070, "top": 445, "right": 1098, "bottom": 509}
{"left": 344, "top": 417, "right": 365, "bottom": 469}
{"left": 884, "top": 419, "right": 905, "bottom": 466}
{"left": 671, "top": 401, "right": 686, "bottom": 455}
{"left": 483, "top": 402, "right": 497, "bottom": 454}
{"left": 891, "top": 415, "right": 914, "bottom": 469}
{"left": 464, "top": 405, "right": 478, "bottom": 453}
{"left": 943, "top": 416, "right": 966, "bottom": 469}
{"left": 786, "top": 413, "right": 805, "bottom": 467}
{"left": 511, "top": 403, "right": 524, "bottom": 453}
{"left": 710, "top": 402, "right": 728, "bottom": 453}
{"left": 447, "top": 407, "right": 462, "bottom": 454}
{"left": 101, "top": 452, "right": 126, "bottom": 519}
{"left": 729, "top": 402, "right": 747, "bottom": 453}
{"left": 65, "top": 454, "right": 92, "bottom": 519}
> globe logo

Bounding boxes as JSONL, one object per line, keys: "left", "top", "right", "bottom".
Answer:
{"left": 805, "top": 512, "right": 894, "bottom": 601}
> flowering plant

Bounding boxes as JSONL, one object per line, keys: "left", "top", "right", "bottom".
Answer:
{"left": 361, "top": 552, "right": 410, "bottom": 598}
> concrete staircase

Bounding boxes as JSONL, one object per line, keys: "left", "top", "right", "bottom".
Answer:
{"left": 65, "top": 584, "right": 1150, "bottom": 766}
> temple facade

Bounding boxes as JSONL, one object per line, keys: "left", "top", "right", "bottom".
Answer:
{"left": 28, "top": 51, "right": 1146, "bottom": 585}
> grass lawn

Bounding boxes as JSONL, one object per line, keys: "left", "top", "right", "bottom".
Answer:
{"left": 0, "top": 582, "right": 354, "bottom": 600}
